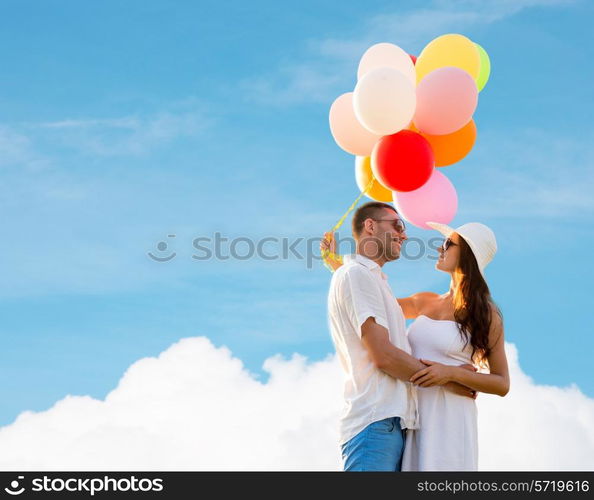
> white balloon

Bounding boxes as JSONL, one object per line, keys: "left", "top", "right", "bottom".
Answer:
{"left": 353, "top": 67, "right": 416, "bottom": 136}
{"left": 328, "top": 92, "right": 380, "bottom": 156}
{"left": 357, "top": 42, "right": 416, "bottom": 85}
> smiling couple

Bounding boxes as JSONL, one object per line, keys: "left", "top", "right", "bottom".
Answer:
{"left": 322, "top": 202, "right": 510, "bottom": 471}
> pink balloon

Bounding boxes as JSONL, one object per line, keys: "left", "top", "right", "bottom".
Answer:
{"left": 392, "top": 169, "right": 458, "bottom": 229}
{"left": 329, "top": 92, "right": 381, "bottom": 156}
{"left": 413, "top": 67, "right": 478, "bottom": 135}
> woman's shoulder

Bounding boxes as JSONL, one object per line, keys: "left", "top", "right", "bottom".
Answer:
{"left": 410, "top": 291, "right": 440, "bottom": 307}
{"left": 398, "top": 292, "right": 440, "bottom": 319}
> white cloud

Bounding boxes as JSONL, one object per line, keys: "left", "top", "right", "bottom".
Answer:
{"left": 242, "top": 0, "right": 574, "bottom": 106}
{"left": 0, "top": 126, "right": 49, "bottom": 172}
{"left": 0, "top": 336, "right": 592, "bottom": 471}
{"left": 37, "top": 117, "right": 140, "bottom": 130}
{"left": 478, "top": 343, "right": 594, "bottom": 470}
{"left": 31, "top": 102, "right": 212, "bottom": 157}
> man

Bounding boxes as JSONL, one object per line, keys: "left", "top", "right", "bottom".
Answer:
{"left": 326, "top": 202, "right": 475, "bottom": 471}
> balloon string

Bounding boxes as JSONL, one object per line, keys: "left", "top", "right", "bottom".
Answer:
{"left": 321, "top": 177, "right": 376, "bottom": 272}
{"left": 330, "top": 177, "right": 376, "bottom": 232}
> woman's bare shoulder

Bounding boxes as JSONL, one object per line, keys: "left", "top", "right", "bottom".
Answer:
{"left": 397, "top": 292, "right": 439, "bottom": 319}
{"left": 410, "top": 291, "right": 440, "bottom": 303}
{"left": 408, "top": 292, "right": 440, "bottom": 312}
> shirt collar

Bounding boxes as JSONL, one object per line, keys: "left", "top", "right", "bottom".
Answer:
{"left": 343, "top": 253, "right": 388, "bottom": 280}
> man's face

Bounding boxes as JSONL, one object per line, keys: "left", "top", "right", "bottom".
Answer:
{"left": 371, "top": 209, "right": 408, "bottom": 262}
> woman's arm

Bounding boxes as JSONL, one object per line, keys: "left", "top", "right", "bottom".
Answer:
{"left": 410, "top": 306, "right": 510, "bottom": 396}
{"left": 446, "top": 309, "right": 509, "bottom": 396}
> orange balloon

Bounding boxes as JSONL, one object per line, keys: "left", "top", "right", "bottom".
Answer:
{"left": 410, "top": 120, "right": 477, "bottom": 167}
{"left": 355, "top": 156, "right": 393, "bottom": 202}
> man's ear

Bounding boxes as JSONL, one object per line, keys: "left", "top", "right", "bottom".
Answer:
{"left": 363, "top": 217, "right": 375, "bottom": 235}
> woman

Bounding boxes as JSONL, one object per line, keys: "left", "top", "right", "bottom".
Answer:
{"left": 320, "top": 220, "right": 510, "bottom": 471}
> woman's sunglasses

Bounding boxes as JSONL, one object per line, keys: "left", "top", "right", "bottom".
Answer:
{"left": 442, "top": 238, "right": 458, "bottom": 251}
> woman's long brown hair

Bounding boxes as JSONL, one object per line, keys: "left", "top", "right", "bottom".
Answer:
{"left": 452, "top": 236, "right": 502, "bottom": 366}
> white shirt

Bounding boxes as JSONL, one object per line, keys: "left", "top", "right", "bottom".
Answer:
{"left": 327, "top": 253, "right": 418, "bottom": 444}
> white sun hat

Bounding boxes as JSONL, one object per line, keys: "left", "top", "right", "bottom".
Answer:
{"left": 426, "top": 221, "right": 497, "bottom": 279}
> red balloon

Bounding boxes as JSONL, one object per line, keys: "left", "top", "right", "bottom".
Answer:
{"left": 409, "top": 54, "right": 417, "bottom": 65}
{"left": 371, "top": 130, "right": 434, "bottom": 192}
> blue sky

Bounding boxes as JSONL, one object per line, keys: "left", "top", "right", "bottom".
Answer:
{"left": 1, "top": 0, "right": 593, "bottom": 427}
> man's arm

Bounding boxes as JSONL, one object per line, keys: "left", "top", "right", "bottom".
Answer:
{"left": 361, "top": 317, "right": 476, "bottom": 398}
{"left": 361, "top": 316, "right": 425, "bottom": 379}
{"left": 340, "top": 266, "right": 474, "bottom": 397}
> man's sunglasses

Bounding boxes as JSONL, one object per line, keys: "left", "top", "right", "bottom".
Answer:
{"left": 371, "top": 218, "right": 406, "bottom": 233}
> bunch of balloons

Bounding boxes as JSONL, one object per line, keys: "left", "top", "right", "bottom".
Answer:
{"left": 329, "top": 34, "right": 490, "bottom": 229}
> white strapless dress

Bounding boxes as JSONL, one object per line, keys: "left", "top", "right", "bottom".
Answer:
{"left": 401, "top": 315, "right": 478, "bottom": 471}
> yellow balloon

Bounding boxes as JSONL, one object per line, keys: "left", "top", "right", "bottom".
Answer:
{"left": 415, "top": 34, "right": 481, "bottom": 83}
{"left": 355, "top": 156, "right": 392, "bottom": 202}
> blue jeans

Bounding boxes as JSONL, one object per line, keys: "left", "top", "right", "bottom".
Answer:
{"left": 340, "top": 417, "right": 406, "bottom": 471}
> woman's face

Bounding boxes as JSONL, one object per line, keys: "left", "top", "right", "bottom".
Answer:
{"left": 436, "top": 232, "right": 461, "bottom": 274}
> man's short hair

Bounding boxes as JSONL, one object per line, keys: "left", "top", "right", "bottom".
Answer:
{"left": 352, "top": 202, "right": 398, "bottom": 237}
